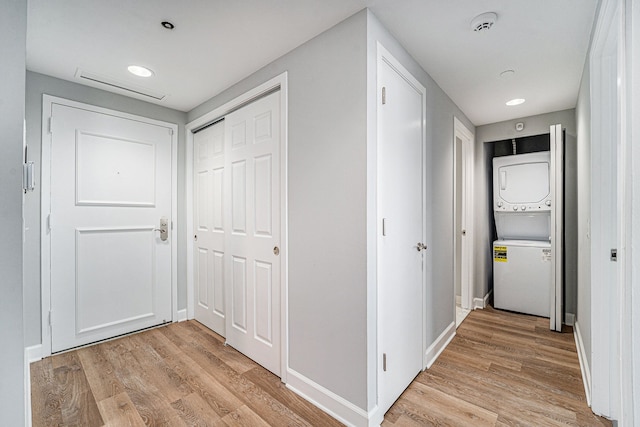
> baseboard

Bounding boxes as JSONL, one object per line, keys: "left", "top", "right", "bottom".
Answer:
{"left": 564, "top": 312, "right": 576, "bottom": 326}
{"left": 574, "top": 321, "right": 591, "bottom": 407}
{"left": 424, "top": 321, "right": 456, "bottom": 369}
{"left": 26, "top": 344, "right": 43, "bottom": 363}
{"left": 176, "top": 308, "right": 188, "bottom": 322}
{"left": 285, "top": 368, "right": 372, "bottom": 427}
{"left": 473, "top": 290, "right": 492, "bottom": 310}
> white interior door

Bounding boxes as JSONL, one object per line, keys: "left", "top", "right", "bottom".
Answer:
{"left": 378, "top": 51, "right": 425, "bottom": 415}
{"left": 193, "top": 120, "right": 227, "bottom": 335}
{"left": 223, "top": 91, "right": 281, "bottom": 376}
{"left": 454, "top": 118, "right": 474, "bottom": 312}
{"left": 49, "top": 103, "right": 173, "bottom": 353}
{"left": 550, "top": 124, "right": 564, "bottom": 332}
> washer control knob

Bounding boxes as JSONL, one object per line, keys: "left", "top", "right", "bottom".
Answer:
{"left": 513, "top": 206, "right": 518, "bottom": 211}
{"left": 545, "top": 200, "right": 551, "bottom": 206}
{"left": 497, "top": 201, "right": 503, "bottom": 208}
{"left": 521, "top": 206, "right": 526, "bottom": 211}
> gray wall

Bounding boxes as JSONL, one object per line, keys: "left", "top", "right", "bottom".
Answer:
{"left": 24, "top": 72, "right": 187, "bottom": 347}
{"left": 1, "top": 0, "right": 26, "bottom": 424}
{"left": 576, "top": 55, "right": 592, "bottom": 369}
{"left": 190, "top": 11, "right": 370, "bottom": 409}
{"left": 475, "top": 109, "right": 578, "bottom": 316}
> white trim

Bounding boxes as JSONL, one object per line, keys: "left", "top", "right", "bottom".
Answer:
{"left": 574, "top": 321, "right": 592, "bottom": 407}
{"left": 285, "top": 368, "right": 372, "bottom": 427}
{"left": 25, "top": 344, "right": 42, "bottom": 363}
{"left": 589, "top": 0, "right": 625, "bottom": 418}
{"left": 40, "top": 95, "right": 179, "bottom": 358}
{"left": 176, "top": 309, "right": 187, "bottom": 322}
{"left": 24, "top": 348, "right": 32, "bottom": 427}
{"left": 473, "top": 290, "right": 492, "bottom": 310}
{"left": 550, "top": 124, "right": 564, "bottom": 332}
{"left": 424, "top": 321, "right": 456, "bottom": 369}
{"left": 185, "top": 72, "right": 289, "bottom": 381}
{"left": 453, "top": 117, "right": 475, "bottom": 312}
{"left": 564, "top": 312, "right": 576, "bottom": 327}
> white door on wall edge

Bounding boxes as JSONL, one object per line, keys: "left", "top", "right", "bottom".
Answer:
{"left": 193, "top": 91, "right": 281, "bottom": 376}
{"left": 378, "top": 50, "right": 425, "bottom": 415}
{"left": 49, "top": 102, "right": 173, "bottom": 353}
{"left": 193, "top": 120, "right": 227, "bottom": 335}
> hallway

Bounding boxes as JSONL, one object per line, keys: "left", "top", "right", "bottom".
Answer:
{"left": 383, "top": 307, "right": 610, "bottom": 426}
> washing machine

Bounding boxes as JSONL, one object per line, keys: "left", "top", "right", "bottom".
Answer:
{"left": 492, "top": 152, "right": 552, "bottom": 317}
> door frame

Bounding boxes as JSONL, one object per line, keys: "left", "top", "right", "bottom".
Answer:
{"left": 589, "top": 0, "right": 629, "bottom": 419}
{"left": 453, "top": 117, "right": 475, "bottom": 312}
{"left": 185, "top": 72, "right": 288, "bottom": 380}
{"left": 40, "top": 95, "right": 179, "bottom": 358}
{"left": 375, "top": 43, "right": 427, "bottom": 412}
{"left": 549, "top": 124, "right": 564, "bottom": 332}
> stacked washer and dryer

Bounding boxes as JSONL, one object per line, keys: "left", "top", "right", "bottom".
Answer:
{"left": 492, "top": 151, "right": 553, "bottom": 318}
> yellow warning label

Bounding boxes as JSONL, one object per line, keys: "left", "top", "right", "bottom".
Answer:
{"left": 494, "top": 245, "right": 507, "bottom": 262}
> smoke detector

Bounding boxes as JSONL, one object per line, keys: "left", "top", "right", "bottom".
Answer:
{"left": 471, "top": 12, "right": 498, "bottom": 32}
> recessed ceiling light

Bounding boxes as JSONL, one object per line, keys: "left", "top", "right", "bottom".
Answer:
{"left": 127, "top": 65, "right": 154, "bottom": 77}
{"left": 506, "top": 98, "right": 525, "bottom": 106}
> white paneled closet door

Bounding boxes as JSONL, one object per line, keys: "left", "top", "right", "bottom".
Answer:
{"left": 194, "top": 91, "right": 281, "bottom": 376}
{"left": 193, "top": 120, "right": 227, "bottom": 335}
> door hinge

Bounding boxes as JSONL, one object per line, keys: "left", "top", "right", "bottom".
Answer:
{"left": 168, "top": 128, "right": 174, "bottom": 136}
{"left": 48, "top": 117, "right": 53, "bottom": 134}
{"left": 48, "top": 310, "right": 52, "bottom": 326}
{"left": 47, "top": 213, "right": 52, "bottom": 232}
{"left": 382, "top": 87, "right": 386, "bottom": 105}
{"left": 383, "top": 353, "right": 387, "bottom": 372}
{"left": 611, "top": 249, "right": 617, "bottom": 262}
{"left": 171, "top": 221, "right": 174, "bottom": 230}
{"left": 382, "top": 218, "right": 387, "bottom": 236}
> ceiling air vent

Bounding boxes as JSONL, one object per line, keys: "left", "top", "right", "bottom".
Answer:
{"left": 75, "top": 69, "right": 166, "bottom": 100}
{"left": 470, "top": 12, "right": 498, "bottom": 32}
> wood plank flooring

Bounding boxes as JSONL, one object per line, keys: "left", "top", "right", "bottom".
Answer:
{"left": 383, "top": 306, "right": 612, "bottom": 427}
{"left": 31, "top": 307, "right": 610, "bottom": 426}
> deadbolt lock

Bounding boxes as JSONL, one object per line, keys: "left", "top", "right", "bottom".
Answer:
{"left": 273, "top": 246, "right": 280, "bottom": 256}
{"left": 417, "top": 242, "right": 427, "bottom": 252}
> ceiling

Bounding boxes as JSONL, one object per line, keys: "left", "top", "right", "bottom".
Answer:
{"left": 26, "top": 0, "right": 598, "bottom": 126}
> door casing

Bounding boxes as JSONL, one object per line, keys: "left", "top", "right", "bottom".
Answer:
{"left": 40, "top": 95, "right": 178, "bottom": 357}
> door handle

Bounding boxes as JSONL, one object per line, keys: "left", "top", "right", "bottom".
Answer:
{"left": 155, "top": 217, "right": 169, "bottom": 241}
{"left": 417, "top": 242, "right": 427, "bottom": 252}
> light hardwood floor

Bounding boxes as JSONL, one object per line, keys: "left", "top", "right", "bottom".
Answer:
{"left": 31, "top": 307, "right": 610, "bottom": 426}
{"left": 383, "top": 306, "right": 611, "bottom": 426}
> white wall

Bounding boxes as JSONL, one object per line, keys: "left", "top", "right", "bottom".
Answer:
{"left": 474, "top": 109, "right": 577, "bottom": 315}
{"left": 23, "top": 72, "right": 187, "bottom": 347}
{"left": 0, "top": 0, "right": 26, "bottom": 424}
{"left": 575, "top": 59, "right": 592, "bottom": 371}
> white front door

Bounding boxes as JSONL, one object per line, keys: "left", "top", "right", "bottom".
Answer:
{"left": 193, "top": 120, "right": 227, "bottom": 335}
{"left": 378, "top": 50, "right": 425, "bottom": 414}
{"left": 48, "top": 102, "right": 173, "bottom": 353}
{"left": 193, "top": 91, "right": 282, "bottom": 376}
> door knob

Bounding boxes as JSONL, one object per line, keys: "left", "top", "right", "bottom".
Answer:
{"left": 155, "top": 217, "right": 169, "bottom": 241}
{"left": 417, "top": 242, "right": 427, "bottom": 252}
{"left": 462, "top": 230, "right": 466, "bottom": 236}
{"left": 273, "top": 246, "right": 280, "bottom": 256}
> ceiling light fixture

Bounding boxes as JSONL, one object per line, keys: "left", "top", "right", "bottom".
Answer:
{"left": 127, "top": 65, "right": 154, "bottom": 77}
{"left": 506, "top": 98, "right": 525, "bottom": 106}
{"left": 161, "top": 21, "right": 175, "bottom": 30}
{"left": 470, "top": 12, "right": 498, "bottom": 32}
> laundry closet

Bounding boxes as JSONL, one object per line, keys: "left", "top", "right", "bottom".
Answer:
{"left": 479, "top": 119, "right": 574, "bottom": 331}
